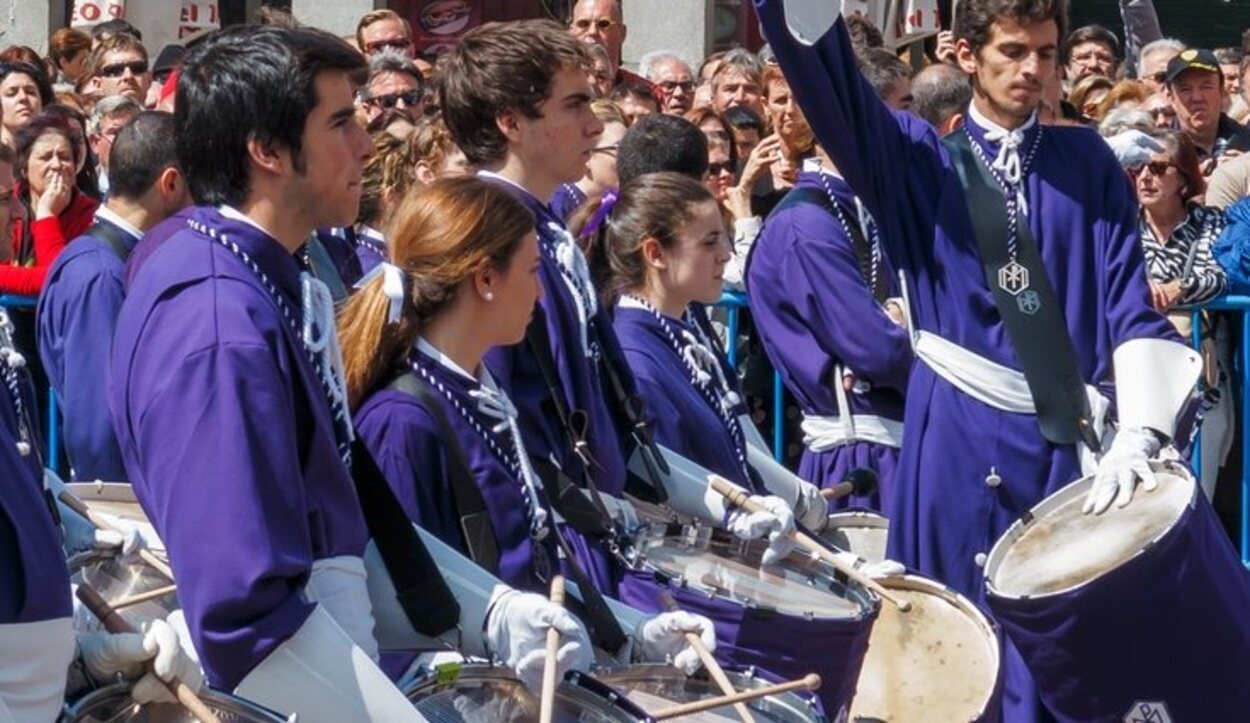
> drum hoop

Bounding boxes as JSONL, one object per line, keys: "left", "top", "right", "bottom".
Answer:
{"left": 983, "top": 460, "right": 1196, "bottom": 600}
{"left": 637, "top": 536, "right": 879, "bottom": 619}
{"left": 590, "top": 663, "right": 827, "bottom": 721}
{"left": 875, "top": 574, "right": 1001, "bottom": 672}
{"left": 61, "top": 682, "right": 290, "bottom": 722}
{"left": 64, "top": 481, "right": 139, "bottom": 504}
{"left": 823, "top": 511, "right": 890, "bottom": 530}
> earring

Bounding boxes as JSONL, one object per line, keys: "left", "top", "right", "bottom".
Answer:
{"left": 484, "top": 291, "right": 494, "bottom": 301}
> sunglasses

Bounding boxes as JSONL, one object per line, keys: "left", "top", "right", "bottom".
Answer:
{"left": 571, "top": 18, "right": 617, "bottom": 33}
{"left": 98, "top": 60, "right": 149, "bottom": 79}
{"left": 1131, "top": 161, "right": 1176, "bottom": 177}
{"left": 658, "top": 80, "right": 695, "bottom": 94}
{"left": 366, "top": 90, "right": 422, "bottom": 109}
{"left": 364, "top": 38, "right": 410, "bottom": 55}
{"left": 707, "top": 161, "right": 734, "bottom": 175}
{"left": 1147, "top": 106, "right": 1177, "bottom": 119}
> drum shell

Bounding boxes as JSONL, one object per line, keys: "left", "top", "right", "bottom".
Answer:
{"left": 617, "top": 564, "right": 875, "bottom": 721}
{"left": 60, "top": 682, "right": 289, "bottom": 722}
{"left": 985, "top": 473, "right": 1250, "bottom": 722}
{"left": 820, "top": 510, "right": 889, "bottom": 564}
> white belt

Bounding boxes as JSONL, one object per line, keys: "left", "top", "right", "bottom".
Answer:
{"left": 801, "top": 413, "right": 904, "bottom": 451}
{"left": 914, "top": 330, "right": 1108, "bottom": 471}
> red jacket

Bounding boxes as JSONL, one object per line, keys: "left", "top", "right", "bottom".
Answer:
{"left": 5, "top": 190, "right": 99, "bottom": 297}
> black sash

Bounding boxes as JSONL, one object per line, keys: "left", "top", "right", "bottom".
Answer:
{"left": 385, "top": 372, "right": 501, "bottom": 574}
{"left": 942, "top": 132, "right": 1099, "bottom": 450}
{"left": 86, "top": 220, "right": 137, "bottom": 264}
{"left": 349, "top": 438, "right": 461, "bottom": 637}
{"left": 302, "top": 235, "right": 350, "bottom": 302}
{"left": 774, "top": 186, "right": 889, "bottom": 303}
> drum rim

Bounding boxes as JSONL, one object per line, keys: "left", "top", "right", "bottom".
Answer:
{"left": 635, "top": 534, "right": 880, "bottom": 619}
{"left": 852, "top": 573, "right": 1002, "bottom": 720}
{"left": 61, "top": 682, "right": 291, "bottom": 722}
{"left": 64, "top": 481, "right": 138, "bottom": 504}
{"left": 590, "top": 662, "right": 828, "bottom": 722}
{"left": 823, "top": 511, "right": 890, "bottom": 530}
{"left": 983, "top": 459, "right": 1195, "bottom": 600}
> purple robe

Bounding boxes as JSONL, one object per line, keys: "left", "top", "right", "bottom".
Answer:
{"left": 754, "top": 6, "right": 1179, "bottom": 721}
{"left": 748, "top": 172, "right": 911, "bottom": 510}
{"left": 354, "top": 351, "right": 559, "bottom": 593}
{"left": 123, "top": 207, "right": 195, "bottom": 293}
{"left": 549, "top": 183, "right": 587, "bottom": 223}
{"left": 352, "top": 226, "right": 387, "bottom": 278}
{"left": 109, "top": 206, "right": 369, "bottom": 691}
{"left": 37, "top": 216, "right": 138, "bottom": 481}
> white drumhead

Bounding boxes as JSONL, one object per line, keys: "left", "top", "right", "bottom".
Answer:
{"left": 986, "top": 461, "right": 1195, "bottom": 599}
{"left": 821, "top": 512, "right": 889, "bottom": 564}
{"left": 850, "top": 575, "right": 999, "bottom": 722}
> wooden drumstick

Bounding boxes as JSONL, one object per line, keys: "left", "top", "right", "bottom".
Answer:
{"left": 539, "top": 575, "right": 566, "bottom": 723}
{"left": 76, "top": 585, "right": 221, "bottom": 723}
{"left": 709, "top": 475, "right": 912, "bottom": 612}
{"left": 657, "top": 591, "right": 755, "bottom": 723}
{"left": 651, "top": 673, "right": 822, "bottom": 720}
{"left": 820, "top": 468, "right": 878, "bottom": 501}
{"left": 111, "top": 584, "right": 179, "bottom": 610}
{"left": 57, "top": 491, "right": 174, "bottom": 581}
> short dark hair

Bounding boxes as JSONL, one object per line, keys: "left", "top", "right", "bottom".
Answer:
{"left": 610, "top": 80, "right": 659, "bottom": 108}
{"left": 724, "top": 105, "right": 764, "bottom": 133}
{"left": 175, "top": 24, "right": 366, "bottom": 207}
{"left": 1215, "top": 47, "right": 1244, "bottom": 66}
{"left": 108, "top": 111, "right": 177, "bottom": 201}
{"left": 954, "top": 0, "right": 1068, "bottom": 56}
{"left": 858, "top": 47, "right": 912, "bottom": 101}
{"left": 0, "top": 61, "right": 54, "bottom": 108}
{"left": 1061, "top": 24, "right": 1120, "bottom": 64}
{"left": 440, "top": 20, "right": 590, "bottom": 166}
{"left": 91, "top": 19, "right": 142, "bottom": 42}
{"left": 910, "top": 63, "right": 973, "bottom": 128}
{"left": 616, "top": 113, "right": 708, "bottom": 185}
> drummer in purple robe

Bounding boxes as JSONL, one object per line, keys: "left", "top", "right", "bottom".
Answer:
{"left": 756, "top": 0, "right": 1200, "bottom": 720}
{"left": 747, "top": 142, "right": 912, "bottom": 511}
{"left": 439, "top": 20, "right": 800, "bottom": 590}
{"left": 342, "top": 175, "right": 718, "bottom": 682}
{"left": 108, "top": 26, "right": 592, "bottom": 722}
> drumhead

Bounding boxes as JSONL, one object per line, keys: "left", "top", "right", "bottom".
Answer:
{"left": 849, "top": 575, "right": 1000, "bottom": 723}
{"left": 402, "top": 663, "right": 646, "bottom": 722}
{"left": 60, "top": 682, "right": 290, "bottom": 722}
{"left": 632, "top": 528, "right": 873, "bottom": 619}
{"left": 986, "top": 460, "right": 1195, "bottom": 599}
{"left": 595, "top": 664, "right": 826, "bottom": 722}
{"left": 68, "top": 549, "right": 179, "bottom": 630}
{"left": 820, "top": 511, "right": 889, "bottom": 564}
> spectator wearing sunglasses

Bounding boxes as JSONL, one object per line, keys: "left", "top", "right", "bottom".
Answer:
{"left": 84, "top": 35, "right": 151, "bottom": 106}
{"left": 359, "top": 49, "right": 424, "bottom": 125}
{"left": 568, "top": 0, "right": 649, "bottom": 90}
{"left": 1138, "top": 38, "right": 1184, "bottom": 93}
{"left": 640, "top": 51, "right": 695, "bottom": 116}
{"left": 355, "top": 9, "right": 416, "bottom": 59}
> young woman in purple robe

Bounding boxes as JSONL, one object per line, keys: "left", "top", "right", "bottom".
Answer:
{"left": 341, "top": 176, "right": 719, "bottom": 683}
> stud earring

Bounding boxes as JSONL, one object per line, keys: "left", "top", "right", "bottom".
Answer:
{"left": 484, "top": 291, "right": 494, "bottom": 301}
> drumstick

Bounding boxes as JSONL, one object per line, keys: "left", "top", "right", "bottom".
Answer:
{"left": 657, "top": 591, "right": 756, "bottom": 723}
{"left": 111, "top": 584, "right": 179, "bottom": 610}
{"left": 708, "top": 475, "right": 912, "bottom": 612}
{"left": 539, "top": 575, "right": 566, "bottom": 723}
{"left": 57, "top": 491, "right": 175, "bottom": 581}
{"left": 821, "top": 468, "right": 878, "bottom": 500}
{"left": 76, "top": 585, "right": 221, "bottom": 723}
{"left": 651, "top": 673, "right": 821, "bottom": 720}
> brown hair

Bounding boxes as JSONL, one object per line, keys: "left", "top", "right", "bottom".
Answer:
{"left": 1150, "top": 130, "right": 1205, "bottom": 202}
{"left": 358, "top": 131, "right": 416, "bottom": 228}
{"left": 339, "top": 177, "right": 534, "bottom": 407}
{"left": 1094, "top": 79, "right": 1151, "bottom": 120}
{"left": 591, "top": 99, "right": 627, "bottom": 126}
{"left": 572, "top": 171, "right": 716, "bottom": 308}
{"left": 408, "top": 115, "right": 459, "bottom": 174}
{"left": 48, "top": 28, "right": 93, "bottom": 69}
{"left": 1067, "top": 74, "right": 1114, "bottom": 119}
{"left": 439, "top": 20, "right": 591, "bottom": 166}
{"left": 953, "top": 0, "right": 1068, "bottom": 55}
{"left": 355, "top": 9, "right": 412, "bottom": 51}
{"left": 86, "top": 33, "right": 149, "bottom": 80}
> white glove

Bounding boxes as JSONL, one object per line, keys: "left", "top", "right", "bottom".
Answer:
{"left": 726, "top": 495, "right": 795, "bottom": 566}
{"left": 597, "top": 492, "right": 642, "bottom": 535}
{"left": 793, "top": 480, "right": 828, "bottom": 531}
{"left": 1105, "top": 130, "right": 1165, "bottom": 170}
{"left": 832, "top": 551, "right": 904, "bottom": 580}
{"left": 1084, "top": 427, "right": 1161, "bottom": 515}
{"left": 78, "top": 618, "right": 205, "bottom": 704}
{"left": 636, "top": 612, "right": 717, "bottom": 675}
{"left": 485, "top": 587, "right": 594, "bottom": 691}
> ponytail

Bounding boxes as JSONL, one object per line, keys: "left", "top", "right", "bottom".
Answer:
{"left": 338, "top": 271, "right": 420, "bottom": 410}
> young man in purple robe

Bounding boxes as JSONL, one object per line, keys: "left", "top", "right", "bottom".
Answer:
{"left": 38, "top": 111, "right": 189, "bottom": 484}
{"left": 109, "top": 25, "right": 589, "bottom": 722}
{"left": 756, "top": 0, "right": 1201, "bottom": 720}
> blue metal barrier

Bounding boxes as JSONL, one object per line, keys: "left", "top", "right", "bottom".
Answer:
{"left": 717, "top": 289, "right": 786, "bottom": 462}
{"left": 0, "top": 294, "right": 59, "bottom": 472}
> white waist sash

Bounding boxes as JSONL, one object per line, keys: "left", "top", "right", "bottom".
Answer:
{"left": 914, "top": 330, "right": 1109, "bottom": 471}
{"left": 801, "top": 414, "right": 904, "bottom": 451}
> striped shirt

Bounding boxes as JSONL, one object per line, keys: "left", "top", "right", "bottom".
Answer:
{"left": 1139, "top": 203, "right": 1228, "bottom": 305}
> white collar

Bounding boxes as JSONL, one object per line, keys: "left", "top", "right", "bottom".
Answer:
{"left": 476, "top": 170, "right": 536, "bottom": 200}
{"left": 94, "top": 205, "right": 143, "bottom": 241}
{"left": 359, "top": 225, "right": 385, "bottom": 242}
{"left": 217, "top": 205, "right": 281, "bottom": 241}
{"left": 966, "top": 100, "right": 1037, "bottom": 140}
{"left": 416, "top": 337, "right": 479, "bottom": 383}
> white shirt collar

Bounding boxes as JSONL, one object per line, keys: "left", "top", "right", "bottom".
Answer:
{"left": 476, "top": 170, "right": 536, "bottom": 200}
{"left": 966, "top": 100, "right": 1037, "bottom": 139}
{"left": 359, "top": 225, "right": 385, "bottom": 242}
{"left": 416, "top": 337, "right": 479, "bottom": 383}
{"left": 217, "top": 205, "right": 281, "bottom": 241}
{"left": 94, "top": 205, "right": 143, "bottom": 241}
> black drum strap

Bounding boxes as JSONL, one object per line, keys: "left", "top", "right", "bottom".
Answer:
{"left": 85, "top": 221, "right": 136, "bottom": 264}
{"left": 349, "top": 438, "right": 461, "bottom": 636}
{"left": 942, "top": 132, "right": 1099, "bottom": 450}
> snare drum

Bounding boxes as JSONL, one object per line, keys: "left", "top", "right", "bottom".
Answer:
{"left": 596, "top": 663, "right": 826, "bottom": 722}
{"left": 617, "top": 525, "right": 877, "bottom": 720}
{"left": 820, "top": 511, "right": 889, "bottom": 564}
{"left": 68, "top": 549, "right": 178, "bottom": 631}
{"left": 985, "top": 461, "right": 1250, "bottom": 722}
{"left": 61, "top": 682, "right": 289, "bottom": 722}
{"left": 401, "top": 662, "right": 648, "bottom": 722}
{"left": 849, "top": 574, "right": 1001, "bottom": 722}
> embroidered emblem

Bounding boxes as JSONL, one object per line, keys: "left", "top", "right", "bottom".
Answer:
{"left": 998, "top": 260, "right": 1030, "bottom": 295}
{"left": 1016, "top": 289, "right": 1042, "bottom": 315}
{"left": 1124, "top": 701, "right": 1173, "bottom": 723}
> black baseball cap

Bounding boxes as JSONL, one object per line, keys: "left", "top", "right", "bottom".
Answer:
{"left": 1165, "top": 48, "right": 1222, "bottom": 84}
